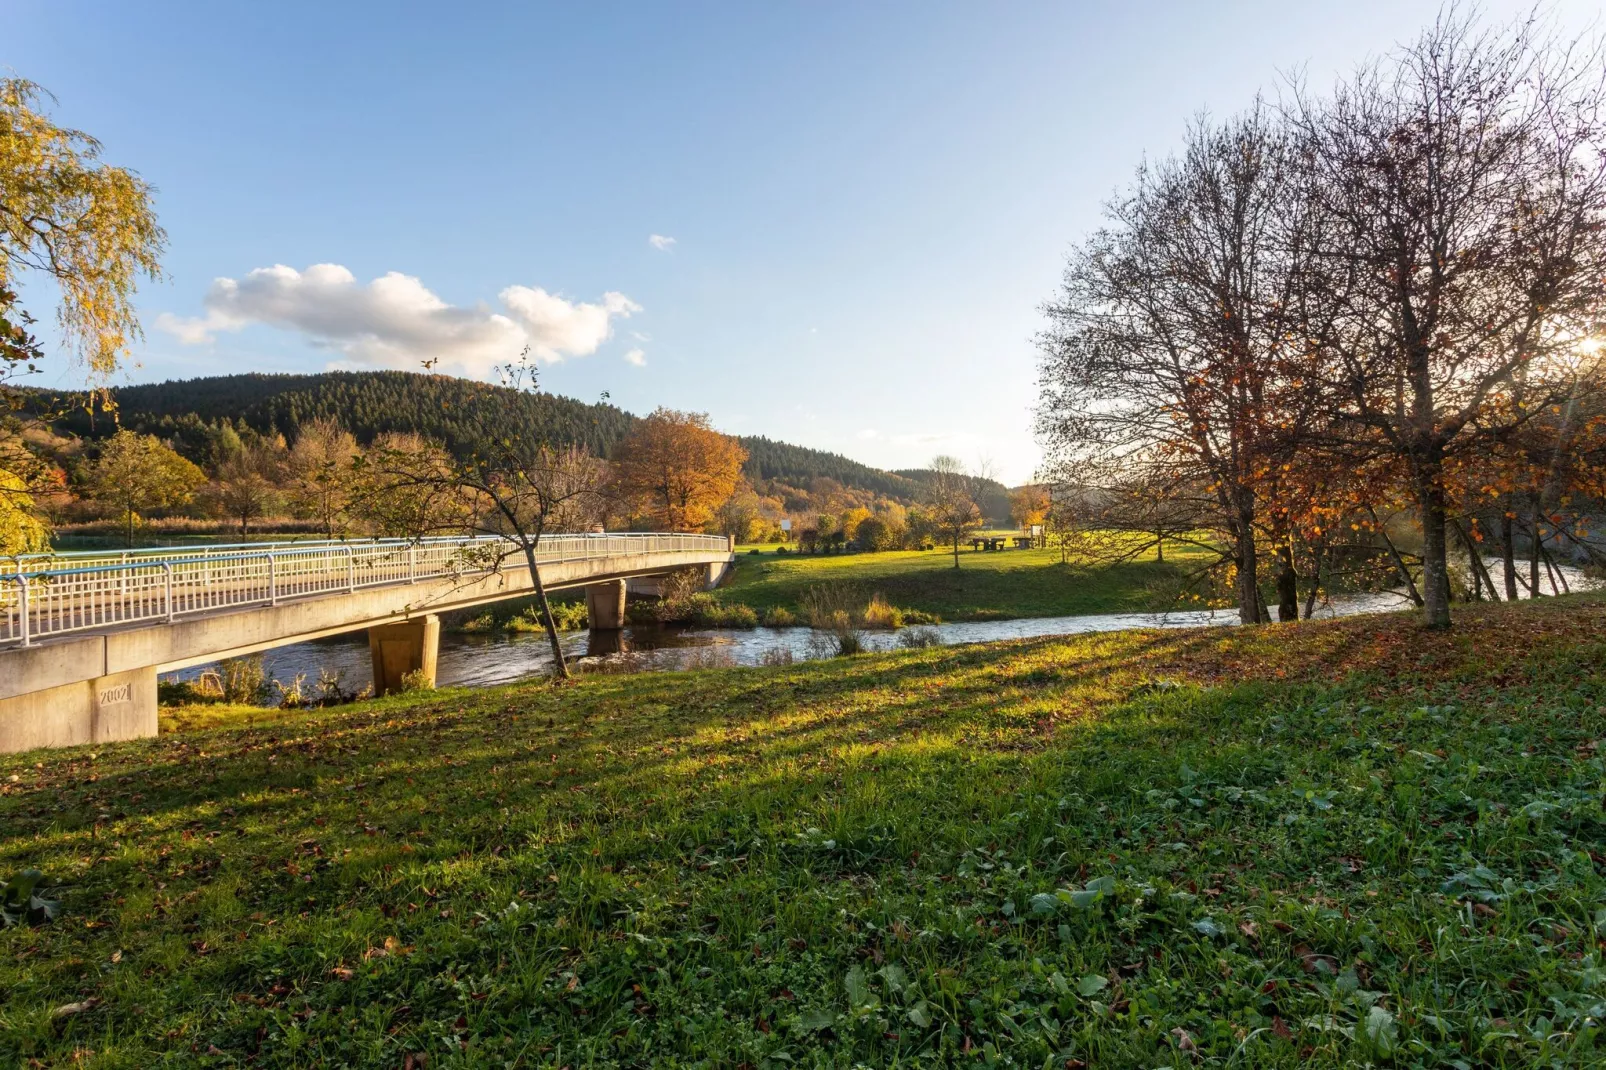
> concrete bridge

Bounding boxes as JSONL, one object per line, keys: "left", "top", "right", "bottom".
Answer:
{"left": 0, "top": 533, "right": 734, "bottom": 754}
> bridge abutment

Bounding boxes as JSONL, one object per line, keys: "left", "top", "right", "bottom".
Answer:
{"left": 586, "top": 580, "right": 628, "bottom": 630}
{"left": 0, "top": 666, "right": 157, "bottom": 754}
{"left": 368, "top": 615, "right": 440, "bottom": 696}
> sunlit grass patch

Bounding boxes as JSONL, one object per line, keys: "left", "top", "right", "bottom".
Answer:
{"left": 2, "top": 594, "right": 1605, "bottom": 1066}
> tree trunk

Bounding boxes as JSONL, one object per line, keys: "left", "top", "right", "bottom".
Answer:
{"left": 1454, "top": 518, "right": 1499, "bottom": 601}
{"left": 1414, "top": 473, "right": 1452, "bottom": 628}
{"left": 1302, "top": 544, "right": 1323, "bottom": 620}
{"left": 1367, "top": 501, "right": 1423, "bottom": 606}
{"left": 520, "top": 542, "right": 570, "bottom": 680}
{"left": 1234, "top": 514, "right": 1258, "bottom": 625}
{"left": 951, "top": 534, "right": 960, "bottom": 570}
{"left": 1500, "top": 511, "right": 1518, "bottom": 600}
{"left": 1275, "top": 545, "right": 1298, "bottom": 622}
{"left": 125, "top": 509, "right": 135, "bottom": 548}
{"left": 1528, "top": 499, "right": 1543, "bottom": 597}
{"left": 1540, "top": 541, "right": 1568, "bottom": 595}
{"left": 1155, "top": 530, "right": 1164, "bottom": 563}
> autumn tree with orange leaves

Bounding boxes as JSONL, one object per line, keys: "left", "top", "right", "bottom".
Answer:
{"left": 613, "top": 409, "right": 747, "bottom": 531}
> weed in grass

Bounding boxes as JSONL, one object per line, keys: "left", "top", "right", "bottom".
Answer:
{"left": 397, "top": 668, "right": 434, "bottom": 693}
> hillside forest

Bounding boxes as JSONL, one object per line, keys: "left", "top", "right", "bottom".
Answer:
{"left": 2, "top": 371, "right": 1017, "bottom": 552}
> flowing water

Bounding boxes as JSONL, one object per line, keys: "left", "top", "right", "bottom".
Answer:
{"left": 161, "top": 589, "right": 1435, "bottom": 702}
{"left": 162, "top": 558, "right": 1594, "bottom": 704}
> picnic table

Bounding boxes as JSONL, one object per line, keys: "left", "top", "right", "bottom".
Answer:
{"left": 966, "top": 535, "right": 1039, "bottom": 551}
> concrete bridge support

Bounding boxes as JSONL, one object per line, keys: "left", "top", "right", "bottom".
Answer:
{"left": 0, "top": 666, "right": 156, "bottom": 754}
{"left": 368, "top": 615, "right": 440, "bottom": 696}
{"left": 586, "top": 579, "right": 628, "bottom": 630}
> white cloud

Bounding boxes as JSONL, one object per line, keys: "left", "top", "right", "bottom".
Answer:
{"left": 157, "top": 263, "right": 640, "bottom": 376}
{"left": 624, "top": 348, "right": 647, "bottom": 367}
{"left": 648, "top": 234, "right": 676, "bottom": 251}
{"left": 856, "top": 428, "right": 879, "bottom": 440}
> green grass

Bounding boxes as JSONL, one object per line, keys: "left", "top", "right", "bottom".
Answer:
{"left": 723, "top": 542, "right": 1214, "bottom": 620}
{"left": 4, "top": 595, "right": 1606, "bottom": 1066}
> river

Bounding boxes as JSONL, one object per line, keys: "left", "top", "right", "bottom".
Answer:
{"left": 162, "top": 558, "right": 1595, "bottom": 703}
{"left": 161, "top": 588, "right": 1439, "bottom": 703}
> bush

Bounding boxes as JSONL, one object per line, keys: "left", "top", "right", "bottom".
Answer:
{"left": 798, "top": 583, "right": 863, "bottom": 629}
{"left": 806, "top": 625, "right": 865, "bottom": 657}
{"left": 901, "top": 608, "right": 942, "bottom": 625}
{"left": 548, "top": 601, "right": 589, "bottom": 631}
{"left": 861, "top": 594, "right": 904, "bottom": 629}
{"left": 694, "top": 599, "right": 758, "bottom": 629}
{"left": 897, "top": 627, "right": 943, "bottom": 649}
{"left": 760, "top": 606, "right": 797, "bottom": 628}
{"left": 456, "top": 597, "right": 587, "bottom": 633}
{"left": 218, "top": 655, "right": 266, "bottom": 704}
{"left": 398, "top": 668, "right": 434, "bottom": 693}
{"left": 654, "top": 592, "right": 760, "bottom": 629}
{"left": 157, "top": 679, "right": 220, "bottom": 706}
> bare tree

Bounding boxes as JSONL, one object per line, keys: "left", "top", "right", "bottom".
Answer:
{"left": 358, "top": 351, "right": 611, "bottom": 679}
{"left": 1037, "top": 104, "right": 1308, "bottom": 623}
{"left": 1287, "top": 11, "right": 1606, "bottom": 627}
{"left": 926, "top": 454, "right": 982, "bottom": 568}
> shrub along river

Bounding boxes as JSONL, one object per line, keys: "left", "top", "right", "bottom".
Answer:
{"left": 158, "top": 590, "right": 1417, "bottom": 704}
{"left": 160, "top": 561, "right": 1595, "bottom": 706}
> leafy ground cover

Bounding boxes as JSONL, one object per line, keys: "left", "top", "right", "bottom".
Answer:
{"left": 722, "top": 542, "right": 1214, "bottom": 621}
{"left": 3, "top": 595, "right": 1606, "bottom": 1066}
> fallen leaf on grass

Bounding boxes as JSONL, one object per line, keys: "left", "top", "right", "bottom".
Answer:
{"left": 52, "top": 998, "right": 102, "bottom": 1019}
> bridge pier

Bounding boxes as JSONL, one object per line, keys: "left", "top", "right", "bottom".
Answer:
{"left": 0, "top": 666, "right": 156, "bottom": 754}
{"left": 586, "top": 579, "right": 628, "bottom": 630}
{"left": 368, "top": 615, "right": 440, "bottom": 696}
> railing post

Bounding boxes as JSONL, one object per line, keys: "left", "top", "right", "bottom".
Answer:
{"left": 409, "top": 544, "right": 416, "bottom": 583}
{"left": 346, "top": 546, "right": 356, "bottom": 592}
{"left": 16, "top": 575, "right": 30, "bottom": 647}
{"left": 163, "top": 562, "right": 175, "bottom": 622}
{"left": 268, "top": 552, "right": 278, "bottom": 606}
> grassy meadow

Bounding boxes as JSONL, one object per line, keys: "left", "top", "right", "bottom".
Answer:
{"left": 4, "top": 595, "right": 1606, "bottom": 1066}
{"left": 722, "top": 540, "right": 1215, "bottom": 622}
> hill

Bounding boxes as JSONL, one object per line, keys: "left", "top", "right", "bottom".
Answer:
{"left": 41, "top": 372, "right": 934, "bottom": 504}
{"left": 739, "top": 435, "right": 923, "bottom": 500}
{"left": 52, "top": 371, "right": 636, "bottom": 460}
{"left": 895, "top": 466, "right": 1013, "bottom": 523}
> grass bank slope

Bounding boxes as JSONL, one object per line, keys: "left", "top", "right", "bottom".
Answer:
{"left": 4, "top": 597, "right": 1606, "bottom": 1066}
{"left": 723, "top": 542, "right": 1213, "bottom": 620}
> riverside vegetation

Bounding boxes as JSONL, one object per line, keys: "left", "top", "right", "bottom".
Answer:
{"left": 4, "top": 595, "right": 1606, "bottom": 1066}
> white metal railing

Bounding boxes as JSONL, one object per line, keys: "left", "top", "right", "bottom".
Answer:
{"left": 0, "top": 533, "right": 729, "bottom": 647}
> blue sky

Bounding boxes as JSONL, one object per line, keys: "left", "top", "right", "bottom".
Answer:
{"left": 9, "top": 1, "right": 1597, "bottom": 483}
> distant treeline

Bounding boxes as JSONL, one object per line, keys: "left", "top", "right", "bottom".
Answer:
{"left": 739, "top": 436, "right": 924, "bottom": 501}
{"left": 35, "top": 371, "right": 992, "bottom": 510}
{"left": 50, "top": 372, "right": 634, "bottom": 459}
{"left": 896, "top": 468, "right": 1012, "bottom": 525}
